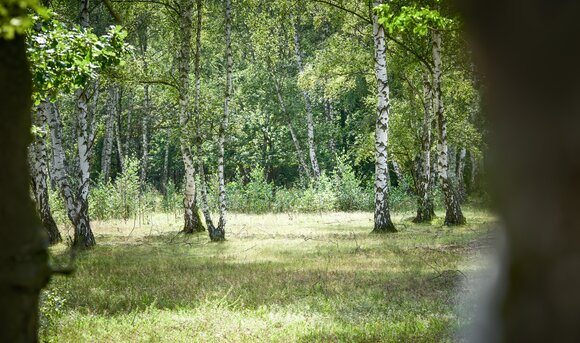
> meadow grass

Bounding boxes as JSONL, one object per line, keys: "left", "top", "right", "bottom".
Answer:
{"left": 42, "top": 208, "right": 496, "bottom": 342}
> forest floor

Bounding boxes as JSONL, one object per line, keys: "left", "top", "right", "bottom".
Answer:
{"left": 43, "top": 209, "right": 498, "bottom": 342}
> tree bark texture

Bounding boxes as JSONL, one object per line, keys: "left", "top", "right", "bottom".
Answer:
{"left": 272, "top": 75, "right": 312, "bottom": 179}
{"left": 178, "top": 0, "right": 204, "bottom": 233}
{"left": 432, "top": 29, "right": 465, "bottom": 226}
{"left": 414, "top": 75, "right": 435, "bottom": 223}
{"left": 102, "top": 85, "right": 117, "bottom": 184}
{"left": 30, "top": 102, "right": 62, "bottom": 244}
{"left": 372, "top": 0, "right": 396, "bottom": 233}
{"left": 0, "top": 33, "right": 51, "bottom": 343}
{"left": 292, "top": 19, "right": 321, "bottom": 178}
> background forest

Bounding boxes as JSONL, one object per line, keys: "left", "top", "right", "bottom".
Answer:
{"left": 28, "top": 0, "right": 484, "bottom": 246}
{"left": 9, "top": 0, "right": 495, "bottom": 341}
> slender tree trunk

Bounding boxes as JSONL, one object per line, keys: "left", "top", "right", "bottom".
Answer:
{"left": 73, "top": 86, "right": 96, "bottom": 248}
{"left": 30, "top": 102, "right": 61, "bottom": 244}
{"left": 292, "top": 19, "right": 321, "bottom": 178}
{"left": 391, "top": 160, "right": 407, "bottom": 190}
{"left": 191, "top": 0, "right": 217, "bottom": 235}
{"left": 431, "top": 29, "right": 465, "bottom": 226}
{"left": 211, "top": 0, "right": 232, "bottom": 241}
{"left": 88, "top": 80, "right": 100, "bottom": 159}
{"left": 414, "top": 75, "right": 435, "bottom": 223}
{"left": 469, "top": 151, "right": 477, "bottom": 192}
{"left": 161, "top": 129, "right": 170, "bottom": 195}
{"left": 179, "top": 0, "right": 204, "bottom": 233}
{"left": 115, "top": 114, "right": 125, "bottom": 171}
{"left": 272, "top": 75, "right": 312, "bottom": 179}
{"left": 262, "top": 110, "right": 272, "bottom": 181}
{"left": 102, "top": 86, "right": 117, "bottom": 184}
{"left": 65, "top": 0, "right": 96, "bottom": 248}
{"left": 324, "top": 99, "right": 337, "bottom": 158}
{"left": 0, "top": 33, "right": 51, "bottom": 342}
{"left": 372, "top": 0, "right": 396, "bottom": 233}
{"left": 140, "top": 84, "right": 149, "bottom": 186}
{"left": 456, "top": 147, "right": 467, "bottom": 202}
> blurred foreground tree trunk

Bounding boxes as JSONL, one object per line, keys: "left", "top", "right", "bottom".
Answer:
{"left": 462, "top": 0, "right": 580, "bottom": 341}
{"left": 0, "top": 32, "right": 51, "bottom": 342}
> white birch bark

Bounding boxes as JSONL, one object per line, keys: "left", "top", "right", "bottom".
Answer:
{"left": 273, "top": 75, "right": 312, "bottom": 179}
{"left": 213, "top": 0, "right": 231, "bottom": 240}
{"left": 29, "top": 102, "right": 61, "bottom": 244}
{"left": 141, "top": 84, "right": 149, "bottom": 185}
{"left": 292, "top": 19, "right": 321, "bottom": 178}
{"left": 324, "top": 99, "right": 337, "bottom": 157}
{"left": 73, "top": 86, "right": 96, "bottom": 247}
{"left": 372, "top": 0, "right": 396, "bottom": 233}
{"left": 178, "top": 0, "right": 204, "bottom": 233}
{"left": 191, "top": 0, "right": 217, "bottom": 236}
{"left": 414, "top": 75, "right": 434, "bottom": 222}
{"left": 432, "top": 29, "right": 465, "bottom": 225}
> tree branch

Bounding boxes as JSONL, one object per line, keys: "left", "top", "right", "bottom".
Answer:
{"left": 310, "top": 0, "right": 372, "bottom": 24}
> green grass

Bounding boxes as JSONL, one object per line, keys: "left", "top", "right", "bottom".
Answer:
{"left": 41, "top": 209, "right": 496, "bottom": 342}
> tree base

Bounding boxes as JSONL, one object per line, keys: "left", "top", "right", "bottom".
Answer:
{"left": 182, "top": 206, "right": 207, "bottom": 233}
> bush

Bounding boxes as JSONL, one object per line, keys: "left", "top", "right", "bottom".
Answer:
{"left": 90, "top": 158, "right": 163, "bottom": 221}
{"left": 39, "top": 288, "right": 68, "bottom": 342}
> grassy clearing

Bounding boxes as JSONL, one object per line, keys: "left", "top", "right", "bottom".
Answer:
{"left": 42, "top": 209, "right": 496, "bottom": 342}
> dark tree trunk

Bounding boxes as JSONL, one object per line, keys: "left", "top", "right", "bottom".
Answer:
{"left": 0, "top": 33, "right": 51, "bottom": 343}
{"left": 462, "top": 1, "right": 580, "bottom": 341}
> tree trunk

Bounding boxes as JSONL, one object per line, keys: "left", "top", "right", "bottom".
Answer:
{"left": 30, "top": 102, "right": 62, "bottom": 244}
{"left": 140, "top": 84, "right": 149, "bottom": 186}
{"left": 372, "top": 0, "right": 396, "bottom": 233}
{"left": 456, "top": 147, "right": 467, "bottom": 202}
{"left": 292, "top": 19, "right": 321, "bottom": 178}
{"left": 414, "top": 75, "right": 435, "bottom": 223}
{"left": 272, "top": 75, "right": 312, "bottom": 179}
{"left": 73, "top": 86, "right": 96, "bottom": 248}
{"left": 161, "top": 129, "right": 170, "bottom": 195}
{"left": 462, "top": 1, "right": 580, "bottom": 340}
{"left": 67, "top": 0, "right": 97, "bottom": 248}
{"left": 211, "top": 0, "right": 232, "bottom": 241}
{"left": 102, "top": 85, "right": 117, "bottom": 184}
{"left": 432, "top": 29, "right": 465, "bottom": 226}
{"left": 0, "top": 33, "right": 51, "bottom": 343}
{"left": 115, "top": 113, "right": 125, "bottom": 171}
{"left": 191, "top": 0, "right": 217, "bottom": 236}
{"left": 324, "top": 99, "right": 338, "bottom": 158}
{"left": 179, "top": 0, "right": 204, "bottom": 233}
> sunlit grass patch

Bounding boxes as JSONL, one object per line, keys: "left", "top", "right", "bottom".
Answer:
{"left": 43, "top": 209, "right": 496, "bottom": 342}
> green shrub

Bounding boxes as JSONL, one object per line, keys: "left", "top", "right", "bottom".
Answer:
{"left": 39, "top": 287, "right": 68, "bottom": 342}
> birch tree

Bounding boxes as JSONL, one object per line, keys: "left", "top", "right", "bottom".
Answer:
{"left": 30, "top": 102, "right": 61, "bottom": 244}
{"left": 413, "top": 75, "right": 434, "bottom": 223}
{"left": 431, "top": 28, "right": 465, "bottom": 225}
{"left": 28, "top": 14, "right": 128, "bottom": 247}
{"left": 212, "top": 0, "right": 233, "bottom": 241}
{"left": 178, "top": 0, "right": 205, "bottom": 233}
{"left": 371, "top": 0, "right": 396, "bottom": 233}
{"left": 101, "top": 85, "right": 117, "bottom": 184}
{"left": 292, "top": 18, "right": 321, "bottom": 178}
